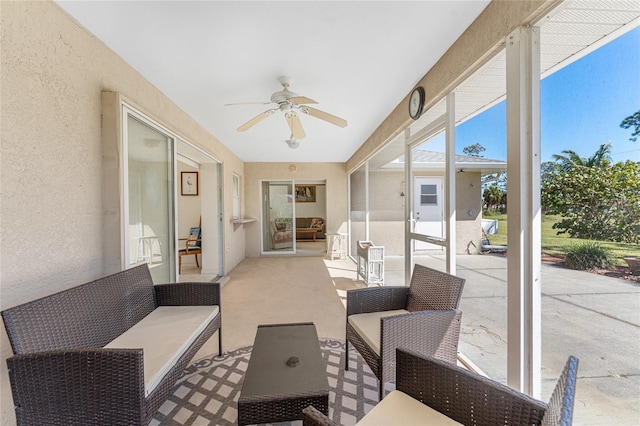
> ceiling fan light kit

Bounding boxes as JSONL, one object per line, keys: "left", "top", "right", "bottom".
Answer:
{"left": 228, "top": 76, "right": 347, "bottom": 140}
{"left": 285, "top": 138, "right": 300, "bottom": 149}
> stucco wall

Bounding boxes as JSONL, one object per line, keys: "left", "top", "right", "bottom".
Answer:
{"left": 366, "top": 170, "right": 483, "bottom": 256}
{"left": 0, "top": 2, "right": 245, "bottom": 423}
{"left": 244, "top": 163, "right": 348, "bottom": 257}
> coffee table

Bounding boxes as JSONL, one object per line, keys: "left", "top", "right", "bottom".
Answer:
{"left": 238, "top": 322, "right": 329, "bottom": 425}
{"left": 296, "top": 229, "right": 318, "bottom": 241}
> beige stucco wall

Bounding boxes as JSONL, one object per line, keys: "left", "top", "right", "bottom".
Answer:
{"left": 0, "top": 2, "right": 245, "bottom": 424}
{"left": 244, "top": 163, "right": 348, "bottom": 257}
{"left": 366, "top": 170, "right": 483, "bottom": 256}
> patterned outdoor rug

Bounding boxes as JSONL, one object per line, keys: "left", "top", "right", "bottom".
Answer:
{"left": 151, "top": 339, "right": 387, "bottom": 425}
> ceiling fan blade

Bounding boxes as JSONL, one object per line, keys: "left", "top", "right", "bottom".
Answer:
{"left": 237, "top": 109, "right": 277, "bottom": 132}
{"left": 301, "top": 106, "right": 348, "bottom": 128}
{"left": 288, "top": 96, "right": 318, "bottom": 105}
{"left": 225, "top": 101, "right": 272, "bottom": 106}
{"left": 286, "top": 112, "right": 306, "bottom": 139}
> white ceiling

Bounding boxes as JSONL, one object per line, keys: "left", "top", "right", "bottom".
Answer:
{"left": 54, "top": 1, "right": 491, "bottom": 163}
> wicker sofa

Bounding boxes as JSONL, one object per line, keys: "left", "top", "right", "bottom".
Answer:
{"left": 1, "top": 264, "right": 222, "bottom": 425}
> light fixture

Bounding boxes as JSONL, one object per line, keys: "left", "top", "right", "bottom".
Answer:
{"left": 285, "top": 137, "right": 300, "bottom": 149}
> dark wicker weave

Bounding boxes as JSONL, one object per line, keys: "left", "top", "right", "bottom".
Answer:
{"left": 2, "top": 264, "right": 222, "bottom": 425}
{"left": 238, "top": 323, "right": 329, "bottom": 425}
{"left": 345, "top": 264, "right": 465, "bottom": 400}
{"left": 303, "top": 348, "right": 579, "bottom": 426}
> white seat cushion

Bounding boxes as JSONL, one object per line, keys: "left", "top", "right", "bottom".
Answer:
{"left": 348, "top": 309, "right": 408, "bottom": 355}
{"left": 357, "top": 390, "right": 462, "bottom": 425}
{"left": 105, "top": 305, "right": 219, "bottom": 396}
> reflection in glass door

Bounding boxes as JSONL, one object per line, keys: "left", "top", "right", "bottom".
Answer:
{"left": 262, "top": 181, "right": 294, "bottom": 253}
{"left": 125, "top": 111, "right": 175, "bottom": 282}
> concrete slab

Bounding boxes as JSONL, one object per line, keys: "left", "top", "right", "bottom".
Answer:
{"left": 383, "top": 253, "right": 640, "bottom": 424}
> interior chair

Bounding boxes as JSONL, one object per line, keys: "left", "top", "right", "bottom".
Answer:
{"left": 303, "top": 348, "right": 579, "bottom": 426}
{"left": 345, "top": 264, "right": 466, "bottom": 400}
{"left": 178, "top": 226, "right": 201, "bottom": 274}
{"left": 271, "top": 218, "right": 293, "bottom": 250}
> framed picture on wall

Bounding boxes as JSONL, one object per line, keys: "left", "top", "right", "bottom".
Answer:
{"left": 181, "top": 172, "right": 199, "bottom": 196}
{"left": 295, "top": 185, "right": 316, "bottom": 202}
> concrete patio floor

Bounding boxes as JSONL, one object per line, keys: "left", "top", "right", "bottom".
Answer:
{"left": 385, "top": 253, "right": 640, "bottom": 426}
{"left": 185, "top": 252, "right": 639, "bottom": 425}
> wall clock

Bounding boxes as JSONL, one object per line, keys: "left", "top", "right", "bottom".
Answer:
{"left": 409, "top": 86, "right": 425, "bottom": 120}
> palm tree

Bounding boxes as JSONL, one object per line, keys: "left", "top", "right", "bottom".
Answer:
{"left": 483, "top": 184, "right": 504, "bottom": 212}
{"left": 551, "top": 142, "right": 612, "bottom": 171}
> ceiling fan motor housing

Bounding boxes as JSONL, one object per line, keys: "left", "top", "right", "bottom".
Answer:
{"left": 271, "top": 89, "right": 298, "bottom": 105}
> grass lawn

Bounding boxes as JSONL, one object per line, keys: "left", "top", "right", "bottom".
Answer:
{"left": 482, "top": 212, "right": 640, "bottom": 266}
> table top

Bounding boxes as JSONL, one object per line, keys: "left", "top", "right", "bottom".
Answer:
{"left": 240, "top": 322, "right": 329, "bottom": 399}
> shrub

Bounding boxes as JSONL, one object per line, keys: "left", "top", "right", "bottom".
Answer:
{"left": 564, "top": 241, "right": 615, "bottom": 270}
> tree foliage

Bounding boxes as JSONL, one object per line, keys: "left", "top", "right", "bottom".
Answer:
{"left": 462, "top": 143, "right": 486, "bottom": 157}
{"left": 483, "top": 184, "right": 504, "bottom": 212}
{"left": 541, "top": 160, "right": 640, "bottom": 243}
{"left": 620, "top": 110, "right": 640, "bottom": 142}
{"left": 551, "top": 142, "right": 612, "bottom": 171}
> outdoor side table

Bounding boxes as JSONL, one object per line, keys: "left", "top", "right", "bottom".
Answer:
{"left": 238, "top": 322, "right": 329, "bottom": 425}
{"left": 326, "top": 232, "right": 347, "bottom": 260}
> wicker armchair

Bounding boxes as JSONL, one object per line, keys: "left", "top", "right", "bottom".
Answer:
{"left": 345, "top": 264, "right": 465, "bottom": 400}
{"left": 303, "top": 348, "right": 579, "bottom": 426}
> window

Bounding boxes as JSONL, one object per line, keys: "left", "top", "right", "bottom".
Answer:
{"left": 420, "top": 184, "right": 437, "bottom": 205}
{"left": 232, "top": 174, "right": 241, "bottom": 219}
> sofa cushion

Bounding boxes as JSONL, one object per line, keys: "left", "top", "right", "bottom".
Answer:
{"left": 105, "top": 305, "right": 219, "bottom": 396}
{"left": 274, "top": 230, "right": 292, "bottom": 242}
{"left": 356, "top": 390, "right": 462, "bottom": 425}
{"left": 309, "top": 217, "right": 324, "bottom": 229}
{"left": 295, "top": 217, "right": 311, "bottom": 228}
{"left": 348, "top": 309, "right": 408, "bottom": 355}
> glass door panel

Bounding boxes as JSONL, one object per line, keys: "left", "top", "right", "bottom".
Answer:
{"left": 126, "top": 113, "right": 175, "bottom": 282}
{"left": 262, "top": 181, "right": 294, "bottom": 253}
{"left": 349, "top": 165, "right": 367, "bottom": 259}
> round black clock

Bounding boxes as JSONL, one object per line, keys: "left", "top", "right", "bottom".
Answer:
{"left": 409, "top": 86, "right": 425, "bottom": 120}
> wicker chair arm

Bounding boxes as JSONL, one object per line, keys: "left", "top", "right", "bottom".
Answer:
{"left": 379, "top": 310, "right": 462, "bottom": 383}
{"left": 154, "top": 281, "right": 221, "bottom": 306}
{"left": 396, "top": 348, "right": 548, "bottom": 426}
{"left": 302, "top": 405, "right": 339, "bottom": 426}
{"left": 7, "top": 349, "right": 146, "bottom": 425}
{"left": 346, "top": 286, "right": 408, "bottom": 316}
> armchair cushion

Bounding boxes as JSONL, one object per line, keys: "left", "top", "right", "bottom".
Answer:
{"left": 357, "top": 390, "right": 462, "bottom": 426}
{"left": 105, "top": 305, "right": 219, "bottom": 397}
{"left": 348, "top": 310, "right": 409, "bottom": 355}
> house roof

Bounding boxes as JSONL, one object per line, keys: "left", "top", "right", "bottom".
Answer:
{"left": 382, "top": 150, "right": 507, "bottom": 175}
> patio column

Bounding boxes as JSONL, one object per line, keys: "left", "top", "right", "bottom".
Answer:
{"left": 445, "top": 93, "right": 456, "bottom": 274}
{"left": 505, "top": 25, "right": 542, "bottom": 398}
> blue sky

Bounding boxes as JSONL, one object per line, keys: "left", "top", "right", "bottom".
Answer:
{"left": 446, "top": 26, "right": 640, "bottom": 163}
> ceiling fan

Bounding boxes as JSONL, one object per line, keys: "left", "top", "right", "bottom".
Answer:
{"left": 226, "top": 76, "right": 347, "bottom": 139}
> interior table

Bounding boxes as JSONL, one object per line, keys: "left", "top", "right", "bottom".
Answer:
{"left": 238, "top": 322, "right": 329, "bottom": 425}
{"left": 296, "top": 229, "right": 318, "bottom": 241}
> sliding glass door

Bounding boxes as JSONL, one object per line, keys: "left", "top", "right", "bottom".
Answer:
{"left": 124, "top": 108, "right": 175, "bottom": 282}
{"left": 261, "top": 181, "right": 294, "bottom": 253}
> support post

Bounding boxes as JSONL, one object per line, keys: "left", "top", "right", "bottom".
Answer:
{"left": 506, "top": 25, "right": 542, "bottom": 398}
{"left": 445, "top": 93, "right": 456, "bottom": 274}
